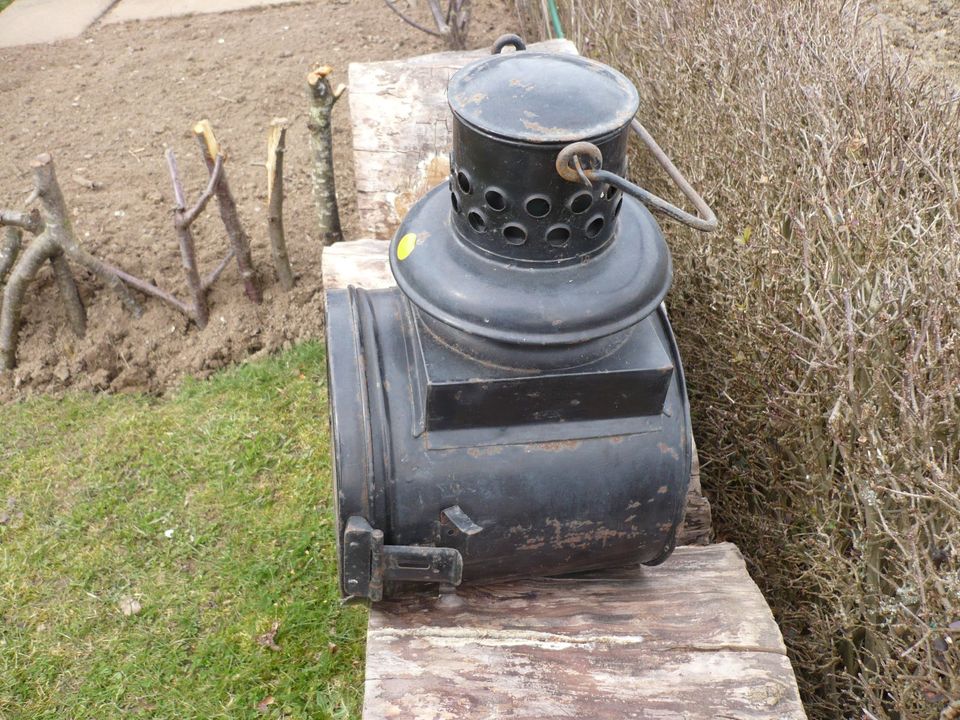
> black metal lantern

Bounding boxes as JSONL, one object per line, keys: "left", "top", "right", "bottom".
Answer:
{"left": 325, "top": 36, "right": 716, "bottom": 601}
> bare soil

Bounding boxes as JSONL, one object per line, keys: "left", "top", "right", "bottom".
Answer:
{"left": 871, "top": 0, "right": 960, "bottom": 87}
{"left": 0, "top": 0, "right": 515, "bottom": 401}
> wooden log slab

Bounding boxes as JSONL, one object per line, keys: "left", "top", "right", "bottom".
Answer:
{"left": 321, "top": 240, "right": 714, "bottom": 546}
{"left": 363, "top": 542, "right": 808, "bottom": 719}
{"left": 347, "top": 39, "right": 578, "bottom": 240}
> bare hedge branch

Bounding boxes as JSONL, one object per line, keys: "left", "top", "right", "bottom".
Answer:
{"left": 571, "top": 0, "right": 960, "bottom": 717}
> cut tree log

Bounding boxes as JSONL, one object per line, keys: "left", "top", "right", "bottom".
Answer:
{"left": 307, "top": 65, "right": 345, "bottom": 246}
{"left": 0, "top": 154, "right": 141, "bottom": 371}
{"left": 363, "top": 543, "right": 807, "bottom": 719}
{"left": 194, "top": 119, "right": 262, "bottom": 304}
{"left": 266, "top": 117, "right": 294, "bottom": 290}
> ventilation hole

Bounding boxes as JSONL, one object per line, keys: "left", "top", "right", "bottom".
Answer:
{"left": 607, "top": 187, "right": 620, "bottom": 203}
{"left": 457, "top": 171, "right": 472, "bottom": 194}
{"left": 503, "top": 224, "right": 527, "bottom": 245}
{"left": 485, "top": 189, "right": 506, "bottom": 211}
{"left": 546, "top": 225, "right": 571, "bottom": 247}
{"left": 586, "top": 215, "right": 605, "bottom": 238}
{"left": 525, "top": 196, "right": 551, "bottom": 218}
{"left": 451, "top": 192, "right": 461, "bottom": 213}
{"left": 468, "top": 210, "right": 486, "bottom": 231}
{"left": 614, "top": 196, "right": 624, "bottom": 216}
{"left": 569, "top": 191, "right": 593, "bottom": 214}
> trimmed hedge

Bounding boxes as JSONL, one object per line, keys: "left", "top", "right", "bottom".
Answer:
{"left": 568, "top": 1, "right": 960, "bottom": 717}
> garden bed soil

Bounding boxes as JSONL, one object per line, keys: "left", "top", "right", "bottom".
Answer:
{"left": 0, "top": 0, "right": 514, "bottom": 401}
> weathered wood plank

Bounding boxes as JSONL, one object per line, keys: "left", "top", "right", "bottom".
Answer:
{"left": 363, "top": 543, "right": 807, "bottom": 720}
{"left": 321, "top": 239, "right": 714, "bottom": 546}
{"left": 347, "top": 39, "right": 578, "bottom": 240}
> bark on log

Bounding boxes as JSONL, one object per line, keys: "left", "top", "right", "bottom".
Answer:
{"left": 194, "top": 119, "right": 262, "bottom": 304}
{"left": 307, "top": 66, "right": 344, "bottom": 246}
{"left": 266, "top": 118, "right": 294, "bottom": 290}
{"left": 363, "top": 543, "right": 808, "bottom": 720}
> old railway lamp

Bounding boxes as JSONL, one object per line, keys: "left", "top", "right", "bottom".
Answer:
{"left": 326, "top": 36, "right": 717, "bottom": 601}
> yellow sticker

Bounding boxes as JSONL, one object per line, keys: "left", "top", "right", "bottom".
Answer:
{"left": 397, "top": 232, "right": 417, "bottom": 260}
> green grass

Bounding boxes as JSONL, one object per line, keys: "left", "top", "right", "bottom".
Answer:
{"left": 0, "top": 343, "right": 367, "bottom": 719}
{"left": 0, "top": 1, "right": 13, "bottom": 13}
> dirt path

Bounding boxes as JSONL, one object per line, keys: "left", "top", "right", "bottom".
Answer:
{"left": 0, "top": 0, "right": 515, "bottom": 400}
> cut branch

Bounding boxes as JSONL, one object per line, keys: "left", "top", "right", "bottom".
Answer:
{"left": 0, "top": 227, "right": 22, "bottom": 287}
{"left": 30, "top": 154, "right": 144, "bottom": 319}
{"left": 383, "top": 0, "right": 445, "bottom": 37}
{"left": 1, "top": 232, "right": 58, "bottom": 370}
{"left": 88, "top": 148, "right": 228, "bottom": 328}
{"left": 307, "top": 66, "right": 345, "bottom": 246}
{"left": 203, "top": 249, "right": 235, "bottom": 291}
{"left": 0, "top": 208, "right": 44, "bottom": 235}
{"left": 1, "top": 153, "right": 149, "bottom": 372}
{"left": 194, "top": 119, "right": 262, "bottom": 304}
{"left": 266, "top": 117, "right": 294, "bottom": 290}
{"left": 49, "top": 251, "right": 87, "bottom": 338}
{"left": 107, "top": 263, "right": 192, "bottom": 317}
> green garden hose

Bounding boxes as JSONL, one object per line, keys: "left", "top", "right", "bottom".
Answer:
{"left": 547, "top": 0, "right": 565, "bottom": 39}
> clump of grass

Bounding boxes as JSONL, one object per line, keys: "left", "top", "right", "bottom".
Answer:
{"left": 568, "top": 1, "right": 959, "bottom": 718}
{"left": 0, "top": 343, "right": 366, "bottom": 719}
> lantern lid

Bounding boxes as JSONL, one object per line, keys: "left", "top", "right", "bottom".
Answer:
{"left": 390, "top": 186, "right": 672, "bottom": 346}
{"left": 448, "top": 52, "right": 640, "bottom": 144}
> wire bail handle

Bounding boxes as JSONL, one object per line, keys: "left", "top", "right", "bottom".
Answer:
{"left": 556, "top": 120, "right": 718, "bottom": 232}
{"left": 492, "top": 34, "right": 526, "bottom": 54}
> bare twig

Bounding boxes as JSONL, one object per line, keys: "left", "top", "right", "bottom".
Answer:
{"left": 182, "top": 153, "right": 223, "bottom": 226}
{"left": 383, "top": 0, "right": 444, "bottom": 37}
{"left": 106, "top": 263, "right": 192, "bottom": 317}
{"left": 307, "top": 66, "right": 345, "bottom": 246}
{"left": 88, "top": 149, "right": 228, "bottom": 328}
{"left": 382, "top": 0, "right": 471, "bottom": 47}
{"left": 194, "top": 119, "right": 262, "bottom": 304}
{"left": 203, "top": 248, "right": 235, "bottom": 291}
{"left": 266, "top": 118, "right": 294, "bottom": 290}
{"left": 167, "top": 148, "right": 224, "bottom": 328}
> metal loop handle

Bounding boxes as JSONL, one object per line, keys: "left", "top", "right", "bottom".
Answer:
{"left": 556, "top": 119, "right": 718, "bottom": 233}
{"left": 492, "top": 34, "right": 526, "bottom": 54}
